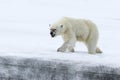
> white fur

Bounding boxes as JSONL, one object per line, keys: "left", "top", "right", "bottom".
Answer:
{"left": 50, "top": 17, "right": 102, "bottom": 54}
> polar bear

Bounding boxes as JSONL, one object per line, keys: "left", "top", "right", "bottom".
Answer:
{"left": 49, "top": 17, "right": 102, "bottom": 54}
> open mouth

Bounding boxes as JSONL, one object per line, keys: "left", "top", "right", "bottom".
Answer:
{"left": 51, "top": 34, "right": 55, "bottom": 37}
{"left": 50, "top": 32, "right": 55, "bottom": 37}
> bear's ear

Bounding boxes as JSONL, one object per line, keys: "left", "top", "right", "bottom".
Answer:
{"left": 60, "top": 24, "right": 63, "bottom": 28}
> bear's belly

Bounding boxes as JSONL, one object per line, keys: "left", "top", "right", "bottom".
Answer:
{"left": 76, "top": 35, "right": 84, "bottom": 41}
{"left": 76, "top": 34, "right": 88, "bottom": 41}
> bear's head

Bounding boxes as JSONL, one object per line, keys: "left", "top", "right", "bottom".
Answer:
{"left": 49, "top": 24, "right": 65, "bottom": 37}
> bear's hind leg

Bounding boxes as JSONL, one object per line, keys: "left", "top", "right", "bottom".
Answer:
{"left": 85, "top": 40, "right": 97, "bottom": 54}
{"left": 96, "top": 47, "right": 102, "bottom": 53}
{"left": 87, "top": 44, "right": 96, "bottom": 54}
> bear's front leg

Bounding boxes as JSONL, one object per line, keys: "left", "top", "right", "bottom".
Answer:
{"left": 68, "top": 47, "right": 75, "bottom": 52}
{"left": 57, "top": 39, "right": 76, "bottom": 52}
{"left": 57, "top": 31, "right": 76, "bottom": 52}
{"left": 57, "top": 46, "right": 74, "bottom": 52}
{"left": 57, "top": 41, "right": 75, "bottom": 52}
{"left": 57, "top": 41, "right": 69, "bottom": 52}
{"left": 57, "top": 47, "right": 66, "bottom": 52}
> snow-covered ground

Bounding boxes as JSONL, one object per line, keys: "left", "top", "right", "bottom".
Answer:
{"left": 0, "top": 0, "right": 120, "bottom": 67}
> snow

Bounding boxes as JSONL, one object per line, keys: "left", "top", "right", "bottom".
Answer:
{"left": 0, "top": 0, "right": 120, "bottom": 67}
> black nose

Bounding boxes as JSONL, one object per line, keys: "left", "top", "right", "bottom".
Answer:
{"left": 50, "top": 32, "right": 53, "bottom": 35}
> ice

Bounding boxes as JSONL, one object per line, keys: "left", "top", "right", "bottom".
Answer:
{"left": 0, "top": 0, "right": 120, "bottom": 67}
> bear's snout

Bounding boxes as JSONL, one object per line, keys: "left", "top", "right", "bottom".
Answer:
{"left": 50, "top": 31, "right": 55, "bottom": 37}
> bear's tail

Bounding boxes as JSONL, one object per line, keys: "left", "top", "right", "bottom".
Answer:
{"left": 96, "top": 47, "right": 102, "bottom": 53}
